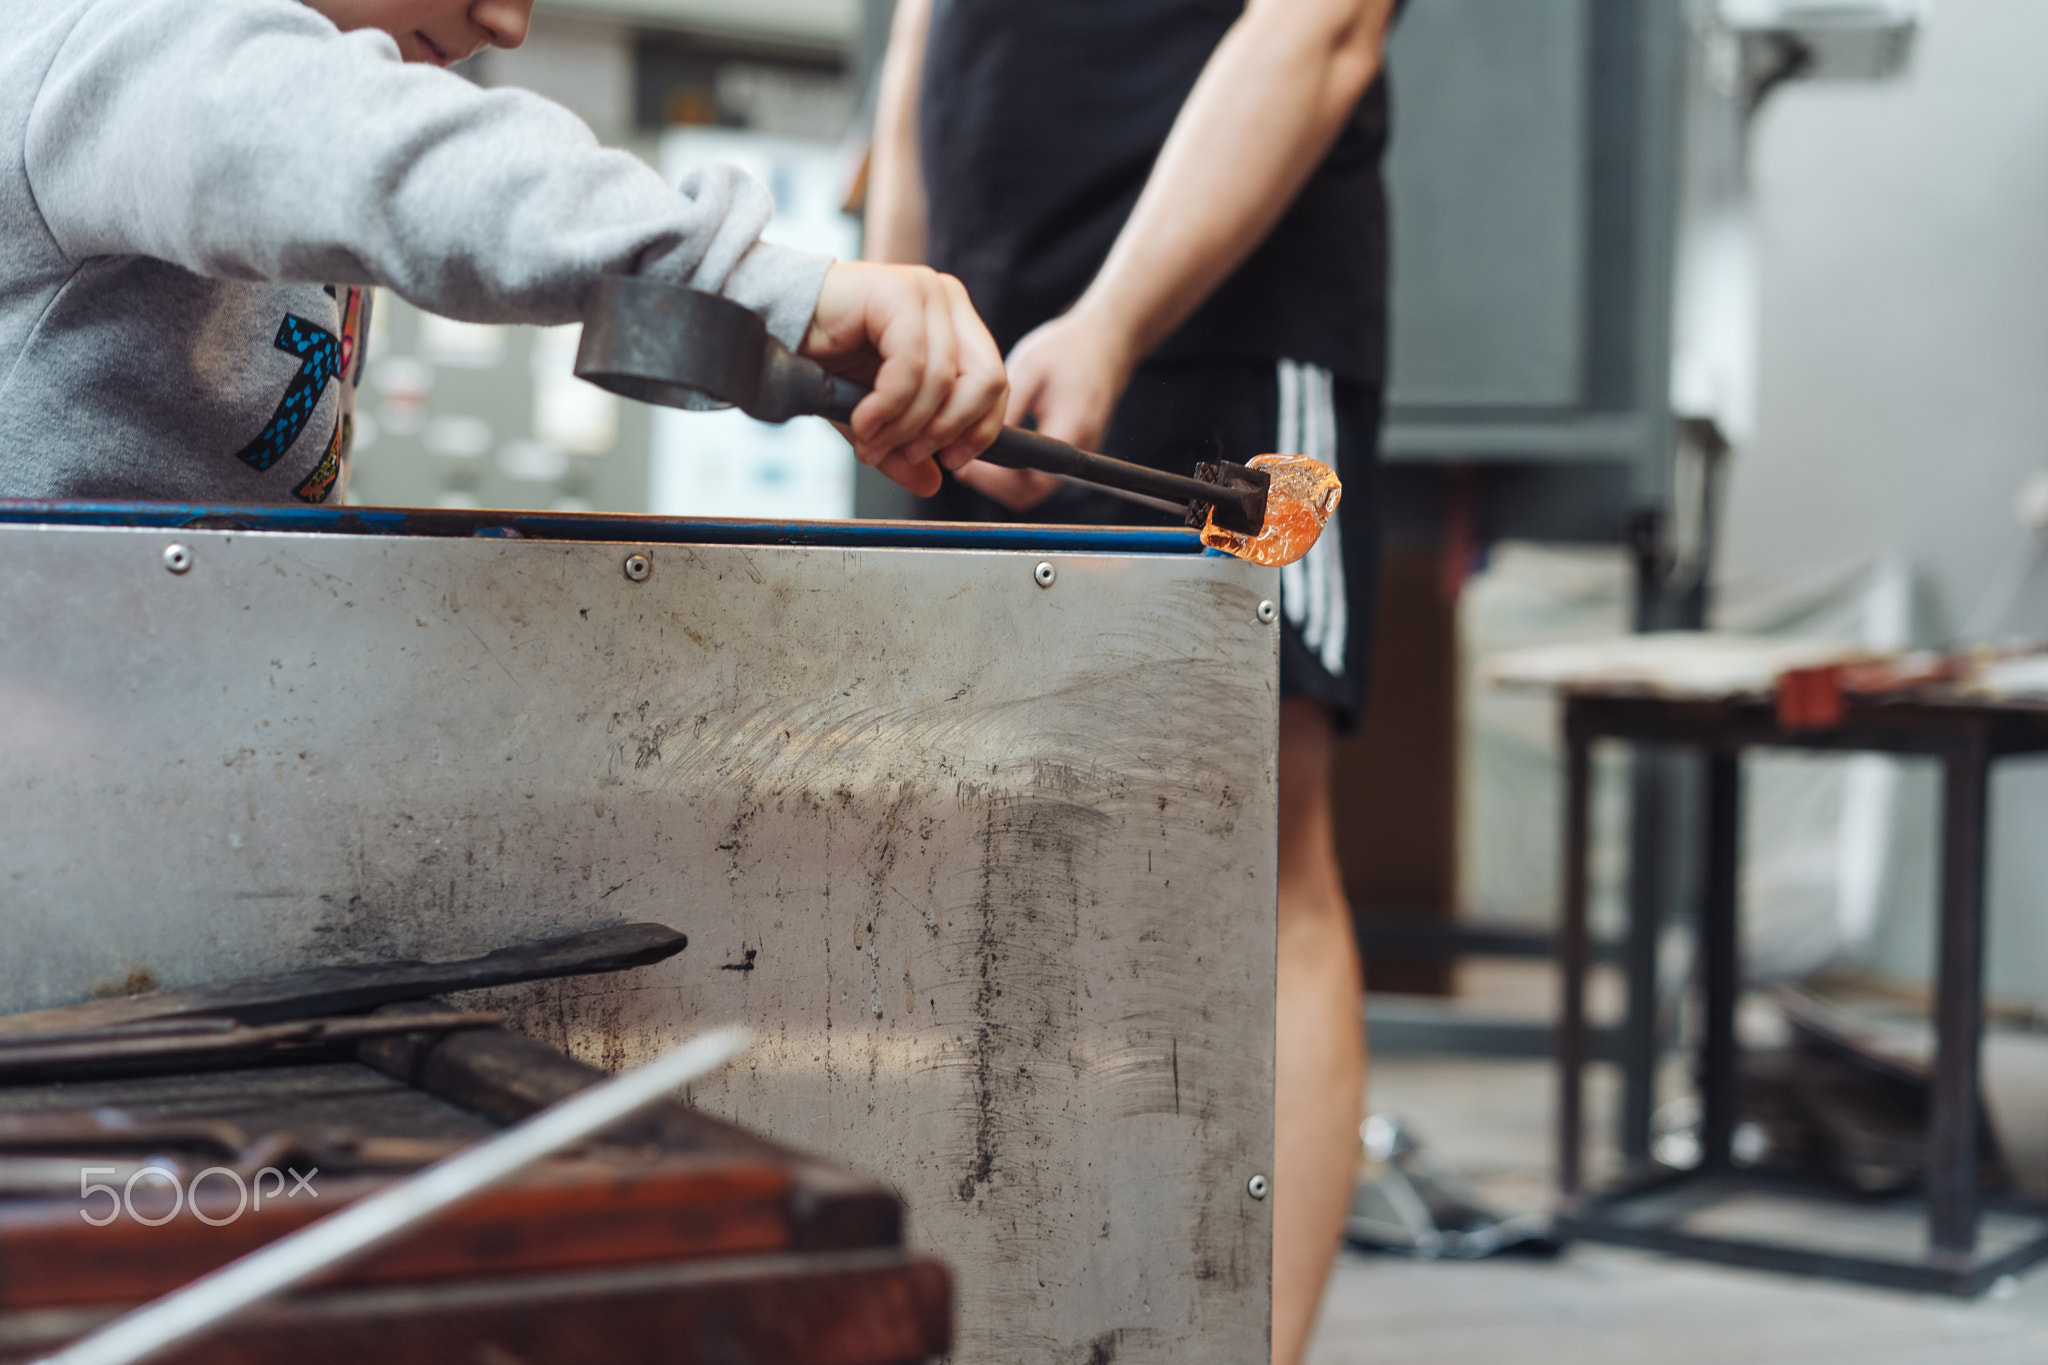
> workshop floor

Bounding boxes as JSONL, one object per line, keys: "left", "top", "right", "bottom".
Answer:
{"left": 1308, "top": 1051, "right": 2048, "bottom": 1365}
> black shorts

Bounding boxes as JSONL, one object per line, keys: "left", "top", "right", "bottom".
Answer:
{"left": 922, "top": 358, "right": 1382, "bottom": 733}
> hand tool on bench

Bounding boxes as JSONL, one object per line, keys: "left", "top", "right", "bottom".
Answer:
{"left": 0, "top": 923, "right": 687, "bottom": 1043}
{"left": 574, "top": 277, "right": 1341, "bottom": 567}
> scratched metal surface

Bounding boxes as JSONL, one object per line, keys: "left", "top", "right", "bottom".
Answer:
{"left": 0, "top": 520, "right": 1278, "bottom": 1364}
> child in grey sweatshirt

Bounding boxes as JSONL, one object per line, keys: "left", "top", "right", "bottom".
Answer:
{"left": 0, "top": 0, "right": 1005, "bottom": 505}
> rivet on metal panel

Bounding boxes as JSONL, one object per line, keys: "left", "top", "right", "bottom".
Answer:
{"left": 623, "top": 553, "right": 652, "bottom": 583}
{"left": 1256, "top": 599, "right": 1277, "bottom": 624}
{"left": 1033, "top": 561, "right": 1056, "bottom": 588}
{"left": 161, "top": 544, "right": 193, "bottom": 575}
{"left": 1247, "top": 1173, "right": 1269, "bottom": 1200}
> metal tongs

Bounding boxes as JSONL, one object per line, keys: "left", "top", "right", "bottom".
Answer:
{"left": 573, "top": 276, "right": 1273, "bottom": 536}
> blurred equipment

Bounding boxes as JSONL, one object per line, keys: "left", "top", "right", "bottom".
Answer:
{"left": 1741, "top": 986, "right": 2006, "bottom": 1196}
{"left": 1352, "top": 0, "right": 1702, "bottom": 1030}
{"left": 648, "top": 126, "right": 860, "bottom": 520}
{"left": 1961, "top": 471, "right": 2048, "bottom": 644}
{"left": 537, "top": 0, "right": 856, "bottom": 56}
{"left": 1345, "top": 1116, "right": 1559, "bottom": 1261}
{"left": 1648, "top": 985, "right": 2015, "bottom": 1199}
{"left": 1461, "top": 554, "right": 1918, "bottom": 983}
{"left": 1357, "top": 0, "right": 1922, "bottom": 1174}
{"left": 1721, "top": 0, "right": 1919, "bottom": 100}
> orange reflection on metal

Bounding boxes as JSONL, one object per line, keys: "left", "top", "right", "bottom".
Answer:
{"left": 1200, "top": 453, "right": 1341, "bottom": 568}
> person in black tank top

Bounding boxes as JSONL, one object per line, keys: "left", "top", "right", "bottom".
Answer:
{"left": 867, "top": 3, "right": 1398, "bottom": 1361}
{"left": 919, "top": 2, "right": 1390, "bottom": 385}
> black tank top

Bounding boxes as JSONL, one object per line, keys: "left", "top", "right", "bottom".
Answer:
{"left": 919, "top": 0, "right": 1391, "bottom": 385}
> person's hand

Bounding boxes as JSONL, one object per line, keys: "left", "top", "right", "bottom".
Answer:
{"left": 954, "top": 303, "right": 1137, "bottom": 513}
{"left": 802, "top": 262, "right": 1007, "bottom": 497}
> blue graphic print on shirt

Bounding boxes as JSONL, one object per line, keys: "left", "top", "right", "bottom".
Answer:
{"left": 233, "top": 315, "right": 342, "bottom": 472}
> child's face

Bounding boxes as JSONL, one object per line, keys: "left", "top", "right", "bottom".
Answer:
{"left": 305, "top": 0, "right": 532, "bottom": 67}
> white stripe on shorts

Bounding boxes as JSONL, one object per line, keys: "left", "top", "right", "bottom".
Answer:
{"left": 1278, "top": 361, "right": 1308, "bottom": 628}
{"left": 1274, "top": 360, "right": 1348, "bottom": 676}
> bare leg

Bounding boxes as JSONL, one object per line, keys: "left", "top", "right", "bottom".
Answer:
{"left": 1271, "top": 696, "right": 1365, "bottom": 1365}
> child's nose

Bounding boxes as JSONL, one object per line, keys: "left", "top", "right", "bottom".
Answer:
{"left": 471, "top": 0, "right": 532, "bottom": 50}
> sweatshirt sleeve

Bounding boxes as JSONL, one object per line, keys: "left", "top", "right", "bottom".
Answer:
{"left": 23, "top": 0, "right": 830, "bottom": 347}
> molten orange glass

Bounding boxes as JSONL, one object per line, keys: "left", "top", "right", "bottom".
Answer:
{"left": 1199, "top": 453, "right": 1342, "bottom": 568}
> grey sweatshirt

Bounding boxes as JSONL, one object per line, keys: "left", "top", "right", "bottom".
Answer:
{"left": 0, "top": 0, "right": 832, "bottom": 504}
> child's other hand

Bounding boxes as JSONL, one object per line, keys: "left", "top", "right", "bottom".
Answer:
{"left": 803, "top": 262, "right": 1008, "bottom": 497}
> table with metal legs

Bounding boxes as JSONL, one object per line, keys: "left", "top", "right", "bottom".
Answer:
{"left": 1554, "top": 685, "right": 2048, "bottom": 1296}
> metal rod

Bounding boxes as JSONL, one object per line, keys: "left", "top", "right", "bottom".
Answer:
{"left": 36, "top": 1026, "right": 752, "bottom": 1365}
{"left": 1052, "top": 475, "right": 1183, "bottom": 518}
{"left": 1620, "top": 747, "right": 1672, "bottom": 1165}
{"left": 976, "top": 426, "right": 1257, "bottom": 526}
{"left": 1698, "top": 748, "right": 1741, "bottom": 1173}
{"left": 1928, "top": 736, "right": 1991, "bottom": 1265}
{"left": 808, "top": 367, "right": 1264, "bottom": 532}
{"left": 1558, "top": 723, "right": 1594, "bottom": 1204}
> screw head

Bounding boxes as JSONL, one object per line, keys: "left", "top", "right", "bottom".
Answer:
{"left": 1247, "top": 1174, "right": 1269, "bottom": 1200}
{"left": 1033, "top": 561, "right": 1056, "bottom": 589}
{"left": 623, "top": 553, "right": 652, "bottom": 583}
{"left": 1256, "top": 599, "right": 1277, "bottom": 624}
{"left": 162, "top": 544, "right": 193, "bottom": 575}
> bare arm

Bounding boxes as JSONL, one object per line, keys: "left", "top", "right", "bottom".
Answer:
{"left": 863, "top": 0, "right": 933, "bottom": 265}
{"left": 1072, "top": 0, "right": 1394, "bottom": 367}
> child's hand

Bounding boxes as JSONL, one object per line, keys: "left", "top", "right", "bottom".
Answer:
{"left": 802, "top": 262, "right": 1008, "bottom": 497}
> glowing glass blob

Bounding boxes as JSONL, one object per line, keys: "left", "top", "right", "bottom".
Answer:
{"left": 1200, "top": 453, "right": 1342, "bottom": 568}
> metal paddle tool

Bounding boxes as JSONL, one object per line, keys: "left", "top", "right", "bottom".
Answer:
{"left": 573, "top": 276, "right": 1277, "bottom": 539}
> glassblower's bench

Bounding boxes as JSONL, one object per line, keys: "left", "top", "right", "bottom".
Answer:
{"left": 0, "top": 503, "right": 1282, "bottom": 1365}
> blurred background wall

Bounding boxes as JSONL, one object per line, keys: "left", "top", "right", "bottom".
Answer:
{"left": 1724, "top": 0, "right": 2048, "bottom": 1005}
